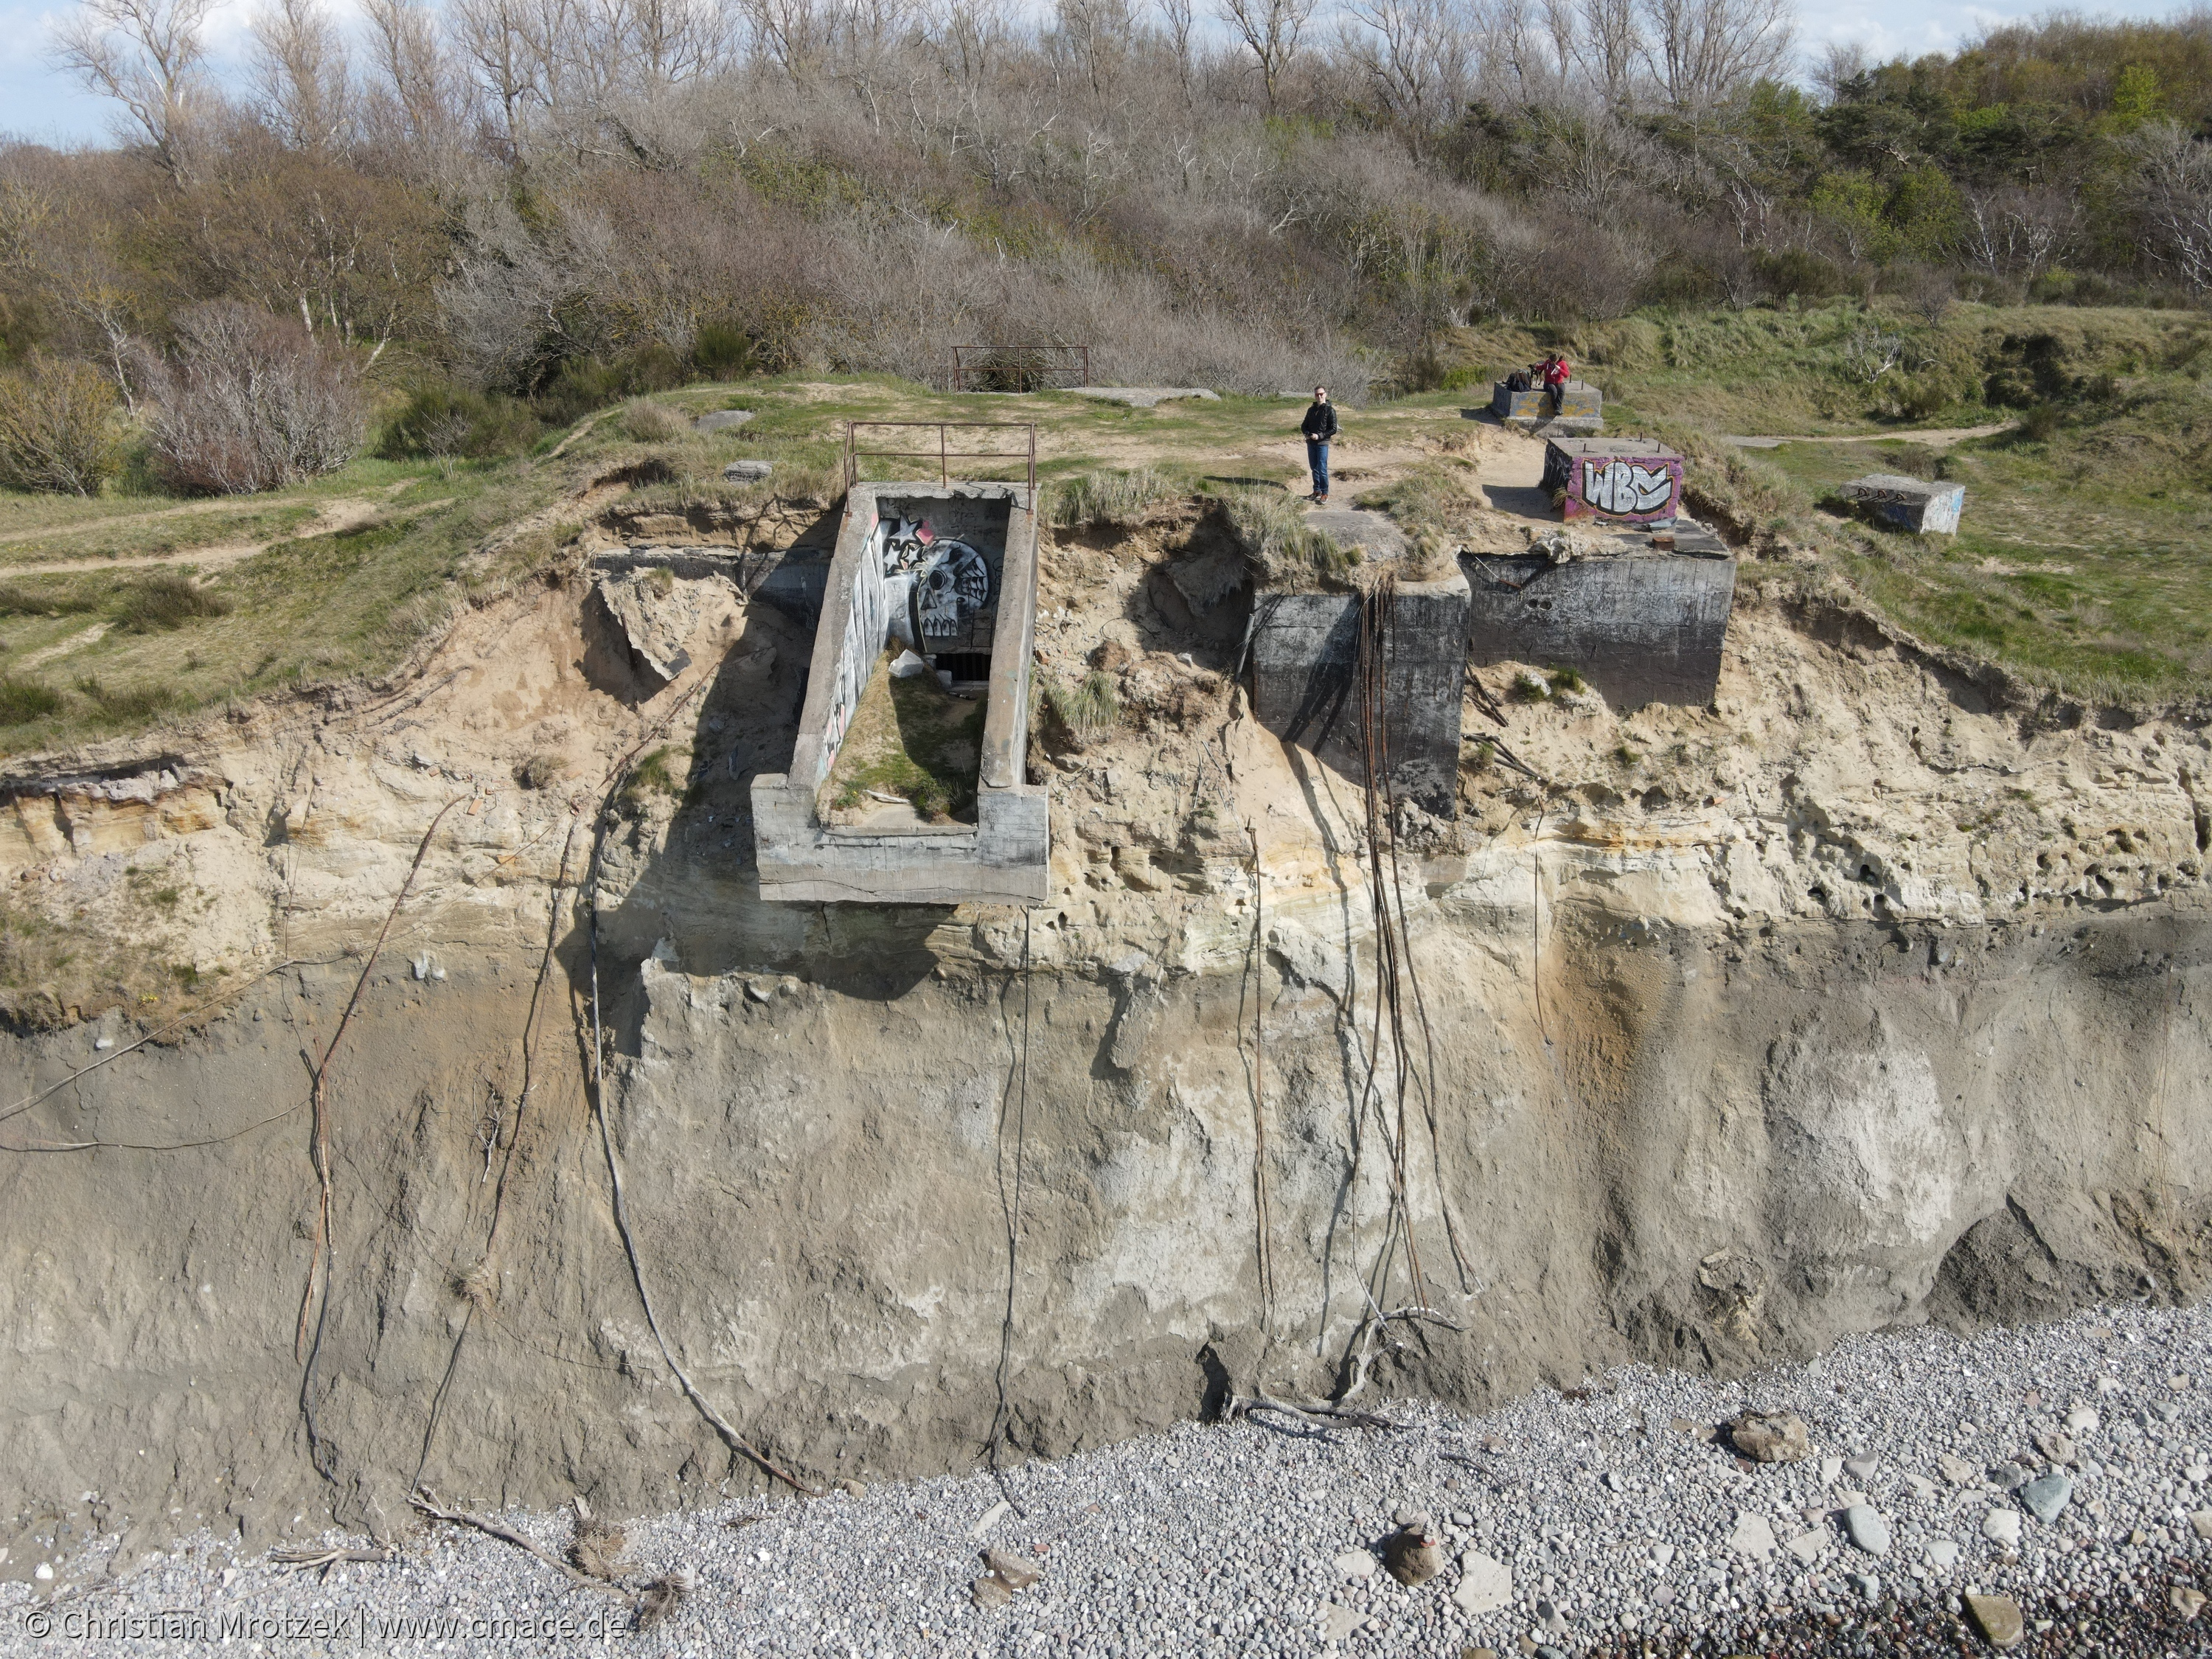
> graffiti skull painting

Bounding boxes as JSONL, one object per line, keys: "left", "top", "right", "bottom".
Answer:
{"left": 873, "top": 513, "right": 995, "bottom": 650}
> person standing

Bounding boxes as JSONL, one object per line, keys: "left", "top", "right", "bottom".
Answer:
{"left": 1300, "top": 386, "right": 1338, "bottom": 504}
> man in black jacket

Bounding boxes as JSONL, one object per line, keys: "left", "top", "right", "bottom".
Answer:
{"left": 1300, "top": 386, "right": 1338, "bottom": 504}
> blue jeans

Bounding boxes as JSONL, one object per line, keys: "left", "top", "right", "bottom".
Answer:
{"left": 1306, "top": 439, "right": 1329, "bottom": 497}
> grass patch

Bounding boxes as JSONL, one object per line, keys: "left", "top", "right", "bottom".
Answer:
{"left": 1045, "top": 467, "right": 1178, "bottom": 528}
{"left": 0, "top": 678, "right": 63, "bottom": 724}
{"left": 1043, "top": 669, "right": 1122, "bottom": 740}
{"left": 113, "top": 574, "right": 233, "bottom": 633}
{"left": 1209, "top": 485, "right": 1354, "bottom": 588}
{"left": 826, "top": 655, "right": 986, "bottom": 822}
{"left": 75, "top": 676, "right": 178, "bottom": 722}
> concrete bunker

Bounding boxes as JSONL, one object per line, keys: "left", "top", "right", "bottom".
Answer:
{"left": 751, "top": 481, "right": 1048, "bottom": 904}
{"left": 1243, "top": 503, "right": 1472, "bottom": 818}
{"left": 1838, "top": 473, "right": 1966, "bottom": 535}
{"left": 1464, "top": 524, "right": 1736, "bottom": 709}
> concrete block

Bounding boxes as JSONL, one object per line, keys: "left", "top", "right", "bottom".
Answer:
{"left": 1493, "top": 380, "right": 1602, "bottom": 425}
{"left": 1837, "top": 474, "right": 1966, "bottom": 535}
{"left": 1543, "top": 437, "right": 1686, "bottom": 526}
{"left": 1464, "top": 550, "right": 1736, "bottom": 708}
{"left": 1250, "top": 571, "right": 1470, "bottom": 817}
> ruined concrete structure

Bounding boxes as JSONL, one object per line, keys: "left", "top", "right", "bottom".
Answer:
{"left": 1492, "top": 380, "right": 1602, "bottom": 433}
{"left": 751, "top": 482, "right": 1049, "bottom": 902}
{"left": 1544, "top": 437, "right": 1685, "bottom": 526}
{"left": 1248, "top": 571, "right": 1472, "bottom": 818}
{"left": 1840, "top": 473, "right": 1967, "bottom": 535}
{"left": 1464, "top": 535, "right": 1737, "bottom": 708}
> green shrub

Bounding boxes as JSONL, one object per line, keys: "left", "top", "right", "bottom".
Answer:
{"left": 535, "top": 348, "right": 687, "bottom": 426}
{"left": 692, "top": 322, "right": 757, "bottom": 380}
{"left": 114, "top": 574, "right": 233, "bottom": 633}
{"left": 2020, "top": 403, "right": 2062, "bottom": 442}
{"left": 0, "top": 678, "right": 63, "bottom": 724}
{"left": 378, "top": 383, "right": 543, "bottom": 463}
{"left": 1753, "top": 249, "right": 1846, "bottom": 302}
{"left": 0, "top": 354, "right": 122, "bottom": 496}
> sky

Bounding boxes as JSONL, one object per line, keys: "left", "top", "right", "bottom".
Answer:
{"left": 0, "top": 0, "right": 2201, "bottom": 149}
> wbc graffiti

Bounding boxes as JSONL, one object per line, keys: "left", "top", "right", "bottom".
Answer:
{"left": 1545, "top": 438, "right": 1685, "bottom": 524}
{"left": 1582, "top": 458, "right": 1677, "bottom": 516}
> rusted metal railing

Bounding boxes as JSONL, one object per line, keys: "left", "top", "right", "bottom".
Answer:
{"left": 951, "top": 344, "right": 1091, "bottom": 393}
{"left": 842, "top": 421, "right": 1037, "bottom": 492}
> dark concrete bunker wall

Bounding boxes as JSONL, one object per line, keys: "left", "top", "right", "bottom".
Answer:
{"left": 1464, "top": 553, "right": 1736, "bottom": 709}
{"left": 1250, "top": 573, "right": 1470, "bottom": 817}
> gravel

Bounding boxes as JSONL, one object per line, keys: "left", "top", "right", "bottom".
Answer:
{"left": 7, "top": 1301, "right": 2210, "bottom": 1656}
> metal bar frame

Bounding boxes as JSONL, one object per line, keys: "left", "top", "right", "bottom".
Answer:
{"left": 842, "top": 420, "right": 1038, "bottom": 493}
{"left": 950, "top": 344, "right": 1092, "bottom": 394}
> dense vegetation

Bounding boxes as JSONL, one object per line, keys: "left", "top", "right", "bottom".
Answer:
{"left": 2, "top": 2, "right": 2207, "bottom": 422}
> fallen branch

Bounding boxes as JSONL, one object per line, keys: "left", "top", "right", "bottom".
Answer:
{"left": 270, "top": 1544, "right": 394, "bottom": 1573}
{"left": 408, "top": 1488, "right": 633, "bottom": 1600}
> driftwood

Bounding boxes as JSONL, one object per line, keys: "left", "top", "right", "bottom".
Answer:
{"left": 1227, "top": 1394, "right": 1402, "bottom": 1431}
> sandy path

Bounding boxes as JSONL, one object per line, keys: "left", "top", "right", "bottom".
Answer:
{"left": 3, "top": 496, "right": 449, "bottom": 577}
{"left": 1722, "top": 422, "right": 2014, "bottom": 449}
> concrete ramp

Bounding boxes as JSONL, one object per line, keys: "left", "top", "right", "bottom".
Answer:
{"left": 751, "top": 481, "right": 1048, "bottom": 904}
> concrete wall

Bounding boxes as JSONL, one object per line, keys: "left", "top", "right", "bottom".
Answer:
{"left": 1464, "top": 552, "right": 1736, "bottom": 709}
{"left": 1249, "top": 571, "right": 1470, "bottom": 817}
{"left": 752, "top": 482, "right": 1049, "bottom": 905}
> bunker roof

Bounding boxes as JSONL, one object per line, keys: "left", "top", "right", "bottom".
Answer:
{"left": 1543, "top": 437, "right": 1683, "bottom": 459}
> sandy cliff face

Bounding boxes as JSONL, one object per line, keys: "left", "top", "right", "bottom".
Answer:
{"left": 0, "top": 537, "right": 2206, "bottom": 1583}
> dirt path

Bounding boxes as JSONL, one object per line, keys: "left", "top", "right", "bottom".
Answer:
{"left": 4, "top": 496, "right": 446, "bottom": 577}
{"left": 1722, "top": 422, "right": 2014, "bottom": 449}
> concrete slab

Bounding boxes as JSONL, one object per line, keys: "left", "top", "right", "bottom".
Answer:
{"left": 1304, "top": 507, "right": 1408, "bottom": 563}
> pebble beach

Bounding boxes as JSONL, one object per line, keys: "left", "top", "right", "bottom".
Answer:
{"left": 7, "top": 1302, "right": 2209, "bottom": 1657}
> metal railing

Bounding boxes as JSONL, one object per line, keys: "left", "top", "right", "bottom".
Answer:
{"left": 843, "top": 420, "right": 1037, "bottom": 492}
{"left": 951, "top": 344, "right": 1091, "bottom": 392}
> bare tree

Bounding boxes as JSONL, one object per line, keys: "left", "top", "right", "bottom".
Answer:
{"left": 1551, "top": 0, "right": 1639, "bottom": 102}
{"left": 1811, "top": 38, "right": 1865, "bottom": 99}
{"left": 1055, "top": 0, "right": 1135, "bottom": 101}
{"left": 249, "top": 0, "right": 352, "bottom": 153}
{"left": 746, "top": 0, "right": 828, "bottom": 83}
{"left": 1960, "top": 184, "right": 2081, "bottom": 280}
{"left": 1155, "top": 0, "right": 1197, "bottom": 106}
{"left": 1637, "top": 0, "right": 1795, "bottom": 111}
{"left": 1340, "top": 0, "right": 1473, "bottom": 155}
{"left": 1216, "top": 0, "right": 1316, "bottom": 110}
{"left": 51, "top": 0, "right": 215, "bottom": 176}
{"left": 451, "top": 0, "right": 544, "bottom": 151}
{"left": 361, "top": 0, "right": 460, "bottom": 152}
{"left": 2127, "top": 119, "right": 2212, "bottom": 295}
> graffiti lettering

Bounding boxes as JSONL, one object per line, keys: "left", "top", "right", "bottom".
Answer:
{"left": 1582, "top": 459, "right": 1676, "bottom": 515}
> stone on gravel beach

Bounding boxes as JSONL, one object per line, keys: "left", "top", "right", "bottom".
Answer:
{"left": 1728, "top": 1409, "right": 1811, "bottom": 1463}
{"left": 2192, "top": 1509, "right": 2212, "bottom": 1540}
{"left": 1452, "top": 1552, "right": 1512, "bottom": 1613}
{"left": 1728, "top": 1511, "right": 1777, "bottom": 1557}
{"left": 1982, "top": 1509, "right": 2024, "bottom": 1545}
{"left": 1843, "top": 1505, "right": 1891, "bottom": 1555}
{"left": 1938, "top": 1451, "right": 1978, "bottom": 1485}
{"left": 1966, "top": 1591, "right": 2026, "bottom": 1648}
{"left": 2020, "top": 1471, "right": 2073, "bottom": 1521}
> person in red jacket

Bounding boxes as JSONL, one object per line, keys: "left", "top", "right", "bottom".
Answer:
{"left": 1540, "top": 352, "right": 1572, "bottom": 415}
